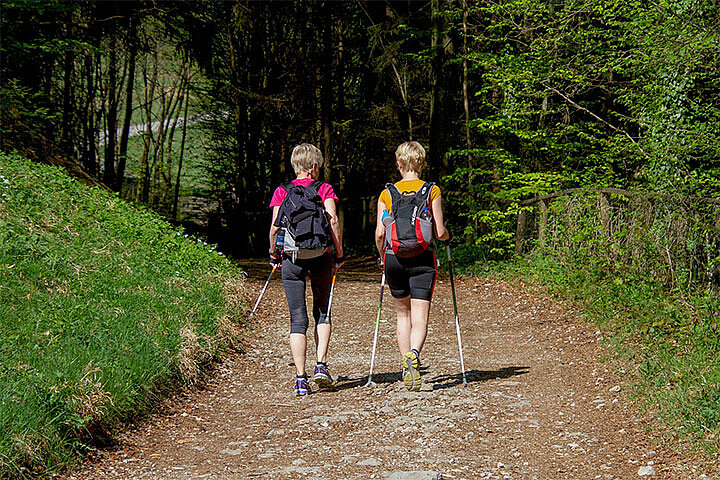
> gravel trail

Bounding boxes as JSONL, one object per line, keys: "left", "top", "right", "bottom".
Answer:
{"left": 65, "top": 258, "right": 706, "bottom": 480}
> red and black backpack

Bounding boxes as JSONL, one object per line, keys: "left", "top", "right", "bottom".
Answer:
{"left": 384, "top": 182, "right": 434, "bottom": 258}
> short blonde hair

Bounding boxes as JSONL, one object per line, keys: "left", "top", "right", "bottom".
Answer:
{"left": 395, "top": 141, "right": 426, "bottom": 174}
{"left": 290, "top": 143, "right": 323, "bottom": 174}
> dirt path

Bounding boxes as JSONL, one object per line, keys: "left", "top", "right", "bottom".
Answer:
{"left": 65, "top": 258, "right": 705, "bottom": 480}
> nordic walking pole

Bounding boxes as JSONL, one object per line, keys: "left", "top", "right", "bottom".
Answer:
{"left": 249, "top": 264, "right": 277, "bottom": 318}
{"left": 364, "top": 271, "right": 386, "bottom": 387}
{"left": 445, "top": 243, "right": 468, "bottom": 386}
{"left": 326, "top": 266, "right": 339, "bottom": 321}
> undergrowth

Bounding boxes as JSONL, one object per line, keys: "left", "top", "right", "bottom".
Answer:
{"left": 0, "top": 152, "right": 247, "bottom": 478}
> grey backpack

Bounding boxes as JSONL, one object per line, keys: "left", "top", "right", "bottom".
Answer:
{"left": 275, "top": 180, "right": 331, "bottom": 261}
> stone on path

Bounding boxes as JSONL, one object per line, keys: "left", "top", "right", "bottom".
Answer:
{"left": 386, "top": 472, "right": 443, "bottom": 480}
{"left": 638, "top": 465, "right": 657, "bottom": 476}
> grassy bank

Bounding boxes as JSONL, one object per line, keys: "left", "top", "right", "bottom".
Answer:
{"left": 463, "top": 252, "right": 720, "bottom": 457}
{"left": 0, "top": 152, "right": 247, "bottom": 478}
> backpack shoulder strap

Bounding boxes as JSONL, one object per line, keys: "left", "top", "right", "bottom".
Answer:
{"left": 416, "top": 182, "right": 434, "bottom": 203}
{"left": 384, "top": 183, "right": 403, "bottom": 216}
{"left": 277, "top": 182, "right": 298, "bottom": 221}
{"left": 385, "top": 182, "right": 402, "bottom": 199}
{"left": 307, "top": 180, "right": 324, "bottom": 198}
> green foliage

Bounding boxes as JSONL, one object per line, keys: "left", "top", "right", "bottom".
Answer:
{"left": 446, "top": 244, "right": 490, "bottom": 268}
{"left": 4, "top": 0, "right": 718, "bottom": 256}
{"left": 496, "top": 253, "right": 720, "bottom": 455}
{"left": 448, "top": 0, "right": 720, "bottom": 260}
{"left": 0, "top": 152, "right": 245, "bottom": 477}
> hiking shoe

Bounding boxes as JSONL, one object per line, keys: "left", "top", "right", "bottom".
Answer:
{"left": 294, "top": 376, "right": 310, "bottom": 396}
{"left": 402, "top": 351, "right": 421, "bottom": 391}
{"left": 313, "top": 364, "right": 334, "bottom": 389}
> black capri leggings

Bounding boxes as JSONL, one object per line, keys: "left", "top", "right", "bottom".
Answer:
{"left": 281, "top": 252, "right": 334, "bottom": 334}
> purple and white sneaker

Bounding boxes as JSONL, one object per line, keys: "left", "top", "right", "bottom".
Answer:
{"left": 312, "top": 364, "right": 334, "bottom": 389}
{"left": 294, "top": 376, "right": 310, "bottom": 396}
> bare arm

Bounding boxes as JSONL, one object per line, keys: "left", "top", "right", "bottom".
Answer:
{"left": 324, "top": 198, "right": 344, "bottom": 260}
{"left": 269, "top": 206, "right": 281, "bottom": 258}
{"left": 375, "top": 200, "right": 387, "bottom": 258}
{"left": 431, "top": 194, "right": 450, "bottom": 241}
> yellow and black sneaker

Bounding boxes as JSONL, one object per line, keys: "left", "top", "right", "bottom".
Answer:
{"left": 402, "top": 350, "right": 421, "bottom": 391}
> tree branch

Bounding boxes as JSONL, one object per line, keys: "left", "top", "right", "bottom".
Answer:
{"left": 542, "top": 82, "right": 648, "bottom": 158}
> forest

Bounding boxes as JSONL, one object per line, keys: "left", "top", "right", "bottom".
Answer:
{"left": 2, "top": 1, "right": 720, "bottom": 475}
{"left": 3, "top": 0, "right": 720, "bottom": 294}
{"left": 3, "top": 0, "right": 717, "bottom": 254}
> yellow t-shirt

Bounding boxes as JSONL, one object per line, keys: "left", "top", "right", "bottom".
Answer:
{"left": 378, "top": 180, "right": 441, "bottom": 212}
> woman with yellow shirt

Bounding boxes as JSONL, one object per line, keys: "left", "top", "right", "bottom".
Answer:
{"left": 375, "top": 141, "right": 451, "bottom": 391}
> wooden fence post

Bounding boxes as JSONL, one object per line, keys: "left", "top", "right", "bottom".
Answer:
{"left": 515, "top": 208, "right": 528, "bottom": 254}
{"left": 537, "top": 199, "right": 548, "bottom": 248}
{"left": 599, "top": 191, "right": 610, "bottom": 236}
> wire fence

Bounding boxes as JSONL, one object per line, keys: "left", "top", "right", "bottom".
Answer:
{"left": 514, "top": 189, "right": 720, "bottom": 292}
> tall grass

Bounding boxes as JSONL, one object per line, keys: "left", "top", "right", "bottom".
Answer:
{"left": 0, "top": 152, "right": 247, "bottom": 478}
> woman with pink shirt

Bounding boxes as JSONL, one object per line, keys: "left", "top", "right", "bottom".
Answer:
{"left": 268, "top": 143, "right": 344, "bottom": 396}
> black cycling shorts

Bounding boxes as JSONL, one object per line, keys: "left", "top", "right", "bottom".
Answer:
{"left": 384, "top": 250, "right": 436, "bottom": 301}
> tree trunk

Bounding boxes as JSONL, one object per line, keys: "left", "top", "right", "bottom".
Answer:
{"left": 462, "top": 0, "right": 471, "bottom": 174}
{"left": 173, "top": 84, "right": 190, "bottom": 221}
{"left": 515, "top": 209, "right": 528, "bottom": 254}
{"left": 81, "top": 54, "right": 97, "bottom": 175}
{"left": 537, "top": 200, "right": 548, "bottom": 248}
{"left": 429, "top": 0, "right": 450, "bottom": 175}
{"left": 116, "top": 16, "right": 138, "bottom": 193}
{"left": 335, "top": 15, "right": 346, "bottom": 235}
{"left": 60, "top": 47, "right": 74, "bottom": 150}
{"left": 103, "top": 31, "right": 118, "bottom": 186}
{"left": 138, "top": 49, "right": 157, "bottom": 203}
{"left": 321, "top": 11, "right": 333, "bottom": 183}
{"left": 384, "top": 5, "right": 412, "bottom": 139}
{"left": 462, "top": 0, "right": 473, "bottom": 240}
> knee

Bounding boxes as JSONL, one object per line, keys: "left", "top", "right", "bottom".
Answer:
{"left": 290, "top": 308, "right": 309, "bottom": 334}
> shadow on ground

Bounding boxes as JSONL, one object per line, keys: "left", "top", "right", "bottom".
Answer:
{"left": 330, "top": 365, "right": 530, "bottom": 392}
{"left": 430, "top": 366, "right": 530, "bottom": 390}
